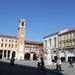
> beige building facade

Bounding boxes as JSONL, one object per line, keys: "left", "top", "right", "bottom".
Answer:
{"left": 43, "top": 32, "right": 58, "bottom": 65}
{"left": 44, "top": 29, "right": 75, "bottom": 65}
{"left": 58, "top": 29, "right": 75, "bottom": 62}
{"left": 0, "top": 35, "right": 18, "bottom": 59}
{"left": 0, "top": 19, "right": 43, "bottom": 60}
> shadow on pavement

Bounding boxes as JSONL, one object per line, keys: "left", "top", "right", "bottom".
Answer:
{"left": 0, "top": 61, "right": 63, "bottom": 75}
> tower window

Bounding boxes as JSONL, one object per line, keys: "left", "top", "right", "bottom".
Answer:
{"left": 22, "top": 22, "right": 24, "bottom": 26}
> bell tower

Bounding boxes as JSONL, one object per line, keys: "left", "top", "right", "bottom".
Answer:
{"left": 17, "top": 19, "right": 26, "bottom": 60}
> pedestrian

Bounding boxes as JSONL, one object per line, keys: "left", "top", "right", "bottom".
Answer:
{"left": 10, "top": 56, "right": 15, "bottom": 65}
{"left": 37, "top": 57, "right": 45, "bottom": 70}
{"left": 69, "top": 58, "right": 73, "bottom": 68}
{"left": 56, "top": 58, "right": 61, "bottom": 71}
{"left": 40, "top": 57, "right": 45, "bottom": 68}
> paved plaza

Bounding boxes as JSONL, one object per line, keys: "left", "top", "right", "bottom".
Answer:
{"left": 0, "top": 59, "right": 62, "bottom": 75}
{"left": 0, "top": 59, "right": 75, "bottom": 75}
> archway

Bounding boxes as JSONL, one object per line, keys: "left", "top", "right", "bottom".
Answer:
{"left": 33, "top": 54, "right": 37, "bottom": 60}
{"left": 7, "top": 50, "right": 11, "bottom": 59}
{"left": 12, "top": 51, "right": 16, "bottom": 58}
{"left": 0, "top": 50, "right": 3, "bottom": 59}
{"left": 24, "top": 53, "right": 30, "bottom": 60}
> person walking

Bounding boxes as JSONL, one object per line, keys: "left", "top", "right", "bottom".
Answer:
{"left": 69, "top": 58, "right": 73, "bottom": 68}
{"left": 10, "top": 56, "right": 15, "bottom": 65}
{"left": 10, "top": 52, "right": 15, "bottom": 65}
{"left": 56, "top": 58, "right": 61, "bottom": 71}
{"left": 37, "top": 57, "right": 45, "bottom": 70}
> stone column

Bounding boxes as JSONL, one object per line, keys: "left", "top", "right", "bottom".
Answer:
{"left": 66, "top": 56, "right": 68, "bottom": 62}
{"left": 10, "top": 51, "right": 12, "bottom": 59}
{"left": 17, "top": 51, "right": 24, "bottom": 60}
{"left": 56, "top": 49, "right": 61, "bottom": 65}
{"left": 65, "top": 51, "right": 68, "bottom": 62}
{"left": 47, "top": 53, "right": 52, "bottom": 65}
{"left": 6, "top": 50, "right": 8, "bottom": 59}
{"left": 30, "top": 53, "right": 33, "bottom": 60}
{"left": 44, "top": 49, "right": 52, "bottom": 65}
{"left": 2, "top": 50, "right": 4, "bottom": 59}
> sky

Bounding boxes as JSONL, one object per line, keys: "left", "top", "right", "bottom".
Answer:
{"left": 0, "top": 0, "right": 75, "bottom": 42}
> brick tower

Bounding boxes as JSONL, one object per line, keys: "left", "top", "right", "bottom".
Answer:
{"left": 17, "top": 19, "right": 26, "bottom": 60}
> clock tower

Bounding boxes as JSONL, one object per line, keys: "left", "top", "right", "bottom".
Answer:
{"left": 17, "top": 19, "right": 26, "bottom": 60}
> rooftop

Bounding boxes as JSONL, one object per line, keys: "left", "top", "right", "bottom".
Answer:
{"left": 0, "top": 34, "right": 43, "bottom": 45}
{"left": 58, "top": 28, "right": 75, "bottom": 35}
{"left": 43, "top": 32, "right": 59, "bottom": 39}
{"left": 25, "top": 40, "right": 43, "bottom": 46}
{"left": 0, "top": 34, "right": 17, "bottom": 39}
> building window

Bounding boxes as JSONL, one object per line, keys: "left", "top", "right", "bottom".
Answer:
{"left": 54, "top": 37, "right": 56, "bottom": 47}
{"left": 12, "top": 44, "right": 13, "bottom": 48}
{"left": 9, "top": 44, "right": 10, "bottom": 47}
{"left": 45, "top": 40, "right": 47, "bottom": 49}
{"left": 2, "top": 39, "right": 4, "bottom": 41}
{"left": 65, "top": 34, "right": 68, "bottom": 40}
{"left": 49, "top": 39, "right": 51, "bottom": 46}
{"left": 12, "top": 40, "right": 14, "bottom": 43}
{"left": 68, "top": 33, "right": 71, "bottom": 39}
{"left": 1, "top": 43, "right": 3, "bottom": 47}
{"left": 58, "top": 36, "right": 61, "bottom": 41}
{"left": 5, "top": 43, "right": 7, "bottom": 47}
{"left": 15, "top": 40, "right": 17, "bottom": 43}
{"left": 71, "top": 32, "right": 74, "bottom": 39}
{"left": 5, "top": 39, "right": 7, "bottom": 42}
{"left": 15, "top": 45, "right": 17, "bottom": 48}
{"left": 9, "top": 39, "right": 11, "bottom": 42}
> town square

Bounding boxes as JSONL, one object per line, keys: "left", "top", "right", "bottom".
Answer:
{"left": 0, "top": 0, "right": 75, "bottom": 75}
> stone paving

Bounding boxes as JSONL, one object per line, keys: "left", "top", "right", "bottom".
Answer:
{"left": 0, "top": 59, "right": 62, "bottom": 75}
{"left": 46, "top": 62, "right": 75, "bottom": 75}
{"left": 0, "top": 59, "right": 75, "bottom": 75}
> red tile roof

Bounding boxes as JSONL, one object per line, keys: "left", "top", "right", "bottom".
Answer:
{"left": 25, "top": 40, "right": 43, "bottom": 46}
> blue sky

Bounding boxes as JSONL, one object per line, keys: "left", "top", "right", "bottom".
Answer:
{"left": 0, "top": 0, "right": 75, "bottom": 42}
